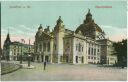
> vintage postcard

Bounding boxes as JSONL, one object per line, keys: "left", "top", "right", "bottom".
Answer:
{"left": 0, "top": 1, "right": 127, "bottom": 81}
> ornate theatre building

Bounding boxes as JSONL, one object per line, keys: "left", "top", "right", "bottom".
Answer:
{"left": 34, "top": 9, "right": 117, "bottom": 65}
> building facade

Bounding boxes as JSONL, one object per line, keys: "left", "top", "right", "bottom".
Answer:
{"left": 34, "top": 9, "right": 117, "bottom": 65}
{"left": 97, "top": 39, "right": 117, "bottom": 65}
{"left": 3, "top": 33, "right": 34, "bottom": 61}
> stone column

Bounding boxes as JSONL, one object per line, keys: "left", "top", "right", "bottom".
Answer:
{"left": 85, "top": 42, "right": 88, "bottom": 64}
{"left": 96, "top": 45, "right": 98, "bottom": 63}
{"left": 50, "top": 39, "right": 54, "bottom": 63}
{"left": 42, "top": 42, "right": 44, "bottom": 62}
{"left": 39, "top": 54, "right": 42, "bottom": 62}
{"left": 83, "top": 42, "right": 86, "bottom": 64}
{"left": 46, "top": 42, "right": 47, "bottom": 53}
{"left": 42, "top": 42, "right": 43, "bottom": 53}
{"left": 43, "top": 55, "right": 45, "bottom": 62}
{"left": 72, "top": 37, "right": 76, "bottom": 64}
{"left": 45, "top": 42, "right": 47, "bottom": 62}
{"left": 57, "top": 56, "right": 59, "bottom": 63}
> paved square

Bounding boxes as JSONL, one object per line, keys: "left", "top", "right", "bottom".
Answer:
{"left": 1, "top": 62, "right": 127, "bottom": 81}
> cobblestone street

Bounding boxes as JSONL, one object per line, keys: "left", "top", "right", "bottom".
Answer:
{"left": 1, "top": 62, "right": 127, "bottom": 81}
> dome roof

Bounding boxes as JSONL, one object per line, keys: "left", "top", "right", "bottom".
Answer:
{"left": 95, "top": 24, "right": 103, "bottom": 32}
{"left": 75, "top": 22, "right": 103, "bottom": 36}
{"left": 76, "top": 9, "right": 104, "bottom": 37}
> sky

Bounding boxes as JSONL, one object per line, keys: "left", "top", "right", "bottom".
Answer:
{"left": 1, "top": 1, "right": 127, "bottom": 48}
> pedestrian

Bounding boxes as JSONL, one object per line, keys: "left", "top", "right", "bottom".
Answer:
{"left": 44, "top": 61, "right": 46, "bottom": 70}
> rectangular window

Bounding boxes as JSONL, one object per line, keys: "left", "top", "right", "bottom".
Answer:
{"left": 88, "top": 56, "right": 90, "bottom": 59}
{"left": 18, "top": 46, "right": 19, "bottom": 52}
{"left": 79, "top": 44, "right": 81, "bottom": 52}
{"left": 91, "top": 48, "right": 93, "bottom": 55}
{"left": 94, "top": 49, "right": 96, "bottom": 55}
{"left": 98, "top": 49, "right": 99, "bottom": 52}
{"left": 88, "top": 47, "right": 90, "bottom": 55}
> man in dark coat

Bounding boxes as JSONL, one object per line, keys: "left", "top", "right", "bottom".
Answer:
{"left": 44, "top": 61, "right": 46, "bottom": 70}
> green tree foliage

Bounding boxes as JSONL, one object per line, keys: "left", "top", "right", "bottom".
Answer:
{"left": 113, "top": 39, "right": 127, "bottom": 67}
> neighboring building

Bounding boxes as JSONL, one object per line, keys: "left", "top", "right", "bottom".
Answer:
{"left": 3, "top": 33, "right": 34, "bottom": 61}
{"left": 97, "top": 39, "right": 117, "bottom": 65}
{"left": 3, "top": 32, "right": 11, "bottom": 61}
{"left": 34, "top": 9, "right": 117, "bottom": 65}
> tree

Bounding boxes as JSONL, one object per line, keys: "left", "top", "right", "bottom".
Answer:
{"left": 113, "top": 39, "right": 127, "bottom": 67}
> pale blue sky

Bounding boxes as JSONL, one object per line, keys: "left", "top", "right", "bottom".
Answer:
{"left": 1, "top": 1, "right": 127, "bottom": 46}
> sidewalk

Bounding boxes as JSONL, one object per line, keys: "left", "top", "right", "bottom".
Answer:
{"left": 1, "top": 62, "right": 127, "bottom": 81}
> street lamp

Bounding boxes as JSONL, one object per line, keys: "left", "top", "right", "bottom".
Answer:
{"left": 28, "top": 54, "right": 31, "bottom": 67}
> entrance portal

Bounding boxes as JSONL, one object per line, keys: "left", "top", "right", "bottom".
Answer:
{"left": 66, "top": 56, "right": 68, "bottom": 63}
{"left": 82, "top": 56, "right": 84, "bottom": 63}
{"left": 45, "top": 56, "right": 49, "bottom": 62}
{"left": 76, "top": 56, "right": 78, "bottom": 63}
{"left": 41, "top": 55, "right": 44, "bottom": 62}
